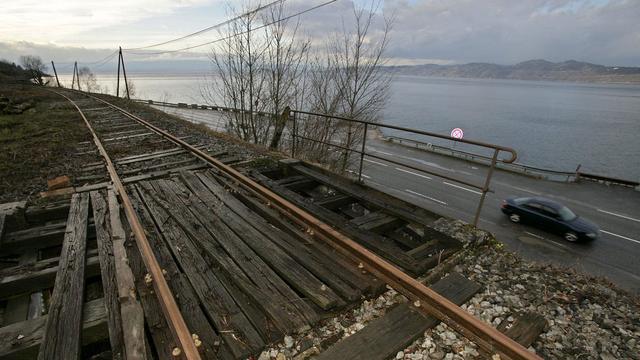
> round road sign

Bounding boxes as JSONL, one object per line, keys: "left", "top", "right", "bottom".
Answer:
{"left": 451, "top": 127, "right": 464, "bottom": 139}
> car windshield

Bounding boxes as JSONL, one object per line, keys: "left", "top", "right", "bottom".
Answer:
{"left": 558, "top": 206, "right": 577, "bottom": 221}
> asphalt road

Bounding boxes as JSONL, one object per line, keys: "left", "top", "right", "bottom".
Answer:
{"left": 357, "top": 138, "right": 640, "bottom": 294}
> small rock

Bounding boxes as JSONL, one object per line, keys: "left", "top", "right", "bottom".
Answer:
{"left": 258, "top": 351, "right": 270, "bottom": 360}
{"left": 284, "top": 335, "right": 294, "bottom": 348}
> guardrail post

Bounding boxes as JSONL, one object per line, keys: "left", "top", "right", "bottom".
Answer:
{"left": 291, "top": 111, "right": 297, "bottom": 158}
{"left": 473, "top": 149, "right": 499, "bottom": 227}
{"left": 358, "top": 123, "right": 368, "bottom": 182}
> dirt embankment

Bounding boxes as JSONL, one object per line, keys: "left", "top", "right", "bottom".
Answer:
{"left": 0, "top": 84, "right": 97, "bottom": 203}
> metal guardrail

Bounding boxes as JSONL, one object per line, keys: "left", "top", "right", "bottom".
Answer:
{"left": 287, "top": 110, "right": 518, "bottom": 226}
{"left": 384, "top": 135, "right": 639, "bottom": 188}
{"left": 384, "top": 136, "right": 577, "bottom": 182}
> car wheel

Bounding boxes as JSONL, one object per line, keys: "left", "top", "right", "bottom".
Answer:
{"left": 509, "top": 214, "right": 521, "bottom": 223}
{"left": 564, "top": 232, "right": 579, "bottom": 242}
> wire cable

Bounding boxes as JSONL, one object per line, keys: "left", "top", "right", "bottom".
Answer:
{"left": 124, "top": 0, "right": 285, "bottom": 51}
{"left": 126, "top": 0, "right": 338, "bottom": 55}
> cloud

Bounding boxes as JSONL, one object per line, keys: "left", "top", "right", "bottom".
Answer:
{"left": 1, "top": 0, "right": 638, "bottom": 67}
{"left": 0, "top": 0, "right": 217, "bottom": 46}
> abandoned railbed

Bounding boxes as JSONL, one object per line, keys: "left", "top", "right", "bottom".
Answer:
{"left": 0, "top": 89, "right": 540, "bottom": 359}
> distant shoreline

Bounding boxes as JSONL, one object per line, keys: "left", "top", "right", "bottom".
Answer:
{"left": 385, "top": 59, "right": 640, "bottom": 85}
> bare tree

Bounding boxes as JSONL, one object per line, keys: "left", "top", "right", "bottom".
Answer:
{"left": 303, "top": 1, "right": 393, "bottom": 172}
{"left": 206, "top": 2, "right": 269, "bottom": 144}
{"left": 19, "top": 55, "right": 48, "bottom": 85}
{"left": 263, "top": 3, "right": 311, "bottom": 149}
{"left": 78, "top": 66, "right": 99, "bottom": 92}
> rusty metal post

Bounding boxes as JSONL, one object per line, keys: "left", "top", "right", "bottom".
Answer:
{"left": 50, "top": 61, "right": 61, "bottom": 87}
{"left": 473, "top": 148, "right": 499, "bottom": 227}
{"left": 116, "top": 47, "right": 121, "bottom": 98}
{"left": 358, "top": 123, "right": 368, "bottom": 182}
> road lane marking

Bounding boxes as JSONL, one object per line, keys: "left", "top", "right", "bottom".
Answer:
{"left": 346, "top": 170, "right": 370, "bottom": 179}
{"left": 395, "top": 167, "right": 432, "bottom": 180}
{"left": 597, "top": 209, "right": 640, "bottom": 223}
{"left": 601, "top": 230, "right": 640, "bottom": 245}
{"left": 511, "top": 186, "right": 542, "bottom": 196}
{"left": 524, "top": 231, "right": 545, "bottom": 239}
{"left": 370, "top": 149, "right": 394, "bottom": 156}
{"left": 405, "top": 189, "right": 447, "bottom": 205}
{"left": 442, "top": 181, "right": 483, "bottom": 195}
{"left": 364, "top": 158, "right": 389, "bottom": 167}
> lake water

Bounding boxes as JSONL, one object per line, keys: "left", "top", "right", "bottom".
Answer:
{"left": 58, "top": 73, "right": 640, "bottom": 180}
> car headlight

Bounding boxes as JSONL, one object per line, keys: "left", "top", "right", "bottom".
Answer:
{"left": 586, "top": 232, "right": 598, "bottom": 238}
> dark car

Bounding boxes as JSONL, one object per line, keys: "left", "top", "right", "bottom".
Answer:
{"left": 501, "top": 196, "right": 600, "bottom": 242}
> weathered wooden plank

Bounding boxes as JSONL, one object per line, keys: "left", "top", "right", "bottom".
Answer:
{"left": 0, "top": 214, "right": 7, "bottom": 246}
{"left": 3, "top": 250, "right": 45, "bottom": 328}
{"left": 350, "top": 211, "right": 404, "bottom": 233}
{"left": 0, "top": 298, "right": 108, "bottom": 360}
{"left": 252, "top": 172, "right": 425, "bottom": 275}
{"left": 315, "top": 273, "right": 481, "bottom": 360}
{"left": 174, "top": 175, "right": 342, "bottom": 311}
{"left": 115, "top": 147, "right": 184, "bottom": 164}
{"left": 499, "top": 312, "right": 547, "bottom": 348}
{"left": 90, "top": 191, "right": 125, "bottom": 360}
{"left": 190, "top": 171, "right": 363, "bottom": 302}
{"left": 24, "top": 203, "right": 70, "bottom": 224}
{"left": 1, "top": 221, "right": 96, "bottom": 255}
{"left": 39, "top": 192, "right": 90, "bottom": 360}
{"left": 283, "top": 178, "right": 319, "bottom": 192}
{"left": 128, "top": 188, "right": 241, "bottom": 360}
{"left": 0, "top": 254, "right": 99, "bottom": 298}
{"left": 314, "top": 194, "right": 354, "bottom": 211}
{"left": 137, "top": 181, "right": 295, "bottom": 343}
{"left": 106, "top": 190, "right": 146, "bottom": 360}
{"left": 208, "top": 172, "right": 382, "bottom": 296}
{"left": 118, "top": 158, "right": 200, "bottom": 176}
{"left": 289, "top": 162, "right": 440, "bottom": 226}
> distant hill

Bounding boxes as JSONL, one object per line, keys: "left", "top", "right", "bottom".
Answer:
{"left": 0, "top": 60, "right": 32, "bottom": 83}
{"left": 386, "top": 60, "right": 640, "bottom": 84}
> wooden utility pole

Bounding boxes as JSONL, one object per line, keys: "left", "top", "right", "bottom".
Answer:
{"left": 71, "top": 62, "right": 77, "bottom": 90}
{"left": 119, "top": 48, "right": 130, "bottom": 99}
{"left": 75, "top": 62, "right": 81, "bottom": 91}
{"left": 116, "top": 48, "right": 130, "bottom": 99}
{"left": 51, "top": 61, "right": 61, "bottom": 87}
{"left": 116, "top": 47, "right": 122, "bottom": 98}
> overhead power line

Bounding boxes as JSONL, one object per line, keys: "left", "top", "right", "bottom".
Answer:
{"left": 126, "top": 0, "right": 338, "bottom": 56}
{"left": 124, "top": 0, "right": 286, "bottom": 51}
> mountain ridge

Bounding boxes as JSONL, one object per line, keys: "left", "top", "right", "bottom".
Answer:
{"left": 385, "top": 59, "right": 640, "bottom": 84}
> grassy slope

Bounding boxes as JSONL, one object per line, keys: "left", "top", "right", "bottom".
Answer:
{"left": 0, "top": 84, "right": 93, "bottom": 202}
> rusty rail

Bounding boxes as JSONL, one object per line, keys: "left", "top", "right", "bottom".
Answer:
{"left": 50, "top": 90, "right": 202, "bottom": 360}
{"left": 82, "top": 92, "right": 540, "bottom": 360}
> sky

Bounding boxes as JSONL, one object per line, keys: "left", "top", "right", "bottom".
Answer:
{"left": 1, "top": 0, "right": 639, "bottom": 72}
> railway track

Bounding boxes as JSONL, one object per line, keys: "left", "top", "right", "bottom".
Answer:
{"left": 0, "top": 89, "right": 542, "bottom": 359}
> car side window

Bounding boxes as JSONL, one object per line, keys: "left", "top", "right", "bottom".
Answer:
{"left": 542, "top": 206, "right": 559, "bottom": 218}
{"left": 523, "top": 203, "right": 543, "bottom": 213}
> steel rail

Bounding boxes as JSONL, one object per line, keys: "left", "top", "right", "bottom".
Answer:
{"left": 83, "top": 92, "right": 541, "bottom": 360}
{"left": 50, "top": 90, "right": 202, "bottom": 360}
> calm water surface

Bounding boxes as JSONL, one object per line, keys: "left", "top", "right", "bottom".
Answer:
{"left": 59, "top": 73, "right": 640, "bottom": 180}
